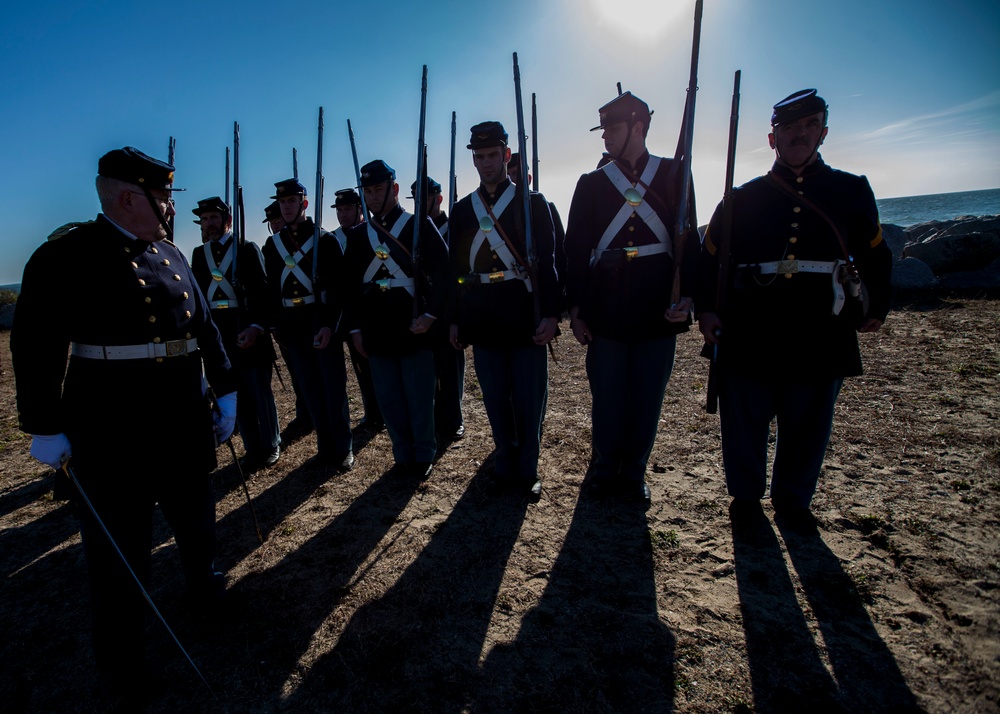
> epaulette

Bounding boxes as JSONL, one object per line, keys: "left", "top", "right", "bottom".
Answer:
{"left": 46, "top": 220, "right": 95, "bottom": 242}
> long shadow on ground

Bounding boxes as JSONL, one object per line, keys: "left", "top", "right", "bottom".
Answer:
{"left": 477, "top": 491, "right": 676, "bottom": 713}
{"left": 280, "top": 457, "right": 530, "bottom": 712}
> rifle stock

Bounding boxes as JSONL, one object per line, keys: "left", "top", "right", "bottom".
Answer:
{"left": 706, "top": 69, "right": 741, "bottom": 415}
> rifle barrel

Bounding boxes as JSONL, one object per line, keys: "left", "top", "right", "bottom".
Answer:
{"left": 512, "top": 52, "right": 541, "bottom": 327}
{"left": 449, "top": 111, "right": 457, "bottom": 215}
{"left": 313, "top": 108, "right": 324, "bottom": 299}
{"left": 412, "top": 65, "right": 429, "bottom": 319}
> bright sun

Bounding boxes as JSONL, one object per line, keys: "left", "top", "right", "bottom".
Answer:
{"left": 586, "top": 0, "right": 693, "bottom": 42}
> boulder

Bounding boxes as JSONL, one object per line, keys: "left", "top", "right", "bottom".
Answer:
{"left": 903, "top": 230, "right": 1000, "bottom": 275}
{"left": 881, "top": 223, "right": 911, "bottom": 261}
{"left": 938, "top": 256, "right": 1000, "bottom": 290}
{"left": 891, "top": 257, "right": 937, "bottom": 290}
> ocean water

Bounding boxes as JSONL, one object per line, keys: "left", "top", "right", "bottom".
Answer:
{"left": 877, "top": 188, "right": 1000, "bottom": 228}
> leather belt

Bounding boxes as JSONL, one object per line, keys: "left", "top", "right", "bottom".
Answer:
{"left": 282, "top": 295, "right": 316, "bottom": 307}
{"left": 737, "top": 259, "right": 838, "bottom": 275}
{"left": 71, "top": 338, "right": 199, "bottom": 360}
{"left": 594, "top": 242, "right": 669, "bottom": 263}
{"left": 370, "top": 277, "right": 415, "bottom": 292}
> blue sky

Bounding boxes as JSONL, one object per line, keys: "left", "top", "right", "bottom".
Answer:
{"left": 1, "top": 0, "right": 997, "bottom": 284}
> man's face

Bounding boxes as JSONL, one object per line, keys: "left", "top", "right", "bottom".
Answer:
{"left": 199, "top": 211, "right": 228, "bottom": 242}
{"left": 601, "top": 121, "right": 632, "bottom": 158}
{"left": 472, "top": 145, "right": 509, "bottom": 186}
{"left": 336, "top": 203, "right": 361, "bottom": 228}
{"left": 268, "top": 216, "right": 285, "bottom": 234}
{"left": 278, "top": 195, "right": 305, "bottom": 225}
{"left": 362, "top": 181, "right": 398, "bottom": 217}
{"left": 128, "top": 188, "right": 175, "bottom": 242}
{"left": 769, "top": 111, "right": 828, "bottom": 168}
{"left": 426, "top": 192, "right": 442, "bottom": 216}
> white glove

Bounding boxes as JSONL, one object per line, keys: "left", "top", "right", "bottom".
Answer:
{"left": 213, "top": 392, "right": 238, "bottom": 443}
{"left": 30, "top": 433, "right": 72, "bottom": 470}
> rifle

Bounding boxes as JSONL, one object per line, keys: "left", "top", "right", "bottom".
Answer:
{"left": 669, "top": 0, "right": 704, "bottom": 306}
{"left": 232, "top": 122, "right": 244, "bottom": 329}
{"left": 225, "top": 147, "right": 231, "bottom": 206}
{"left": 512, "top": 53, "right": 543, "bottom": 333}
{"left": 706, "top": 69, "right": 741, "bottom": 415}
{"left": 293, "top": 147, "right": 299, "bottom": 180}
{"left": 531, "top": 93, "right": 539, "bottom": 193}
{"left": 412, "top": 65, "right": 429, "bottom": 320}
{"left": 313, "top": 108, "right": 325, "bottom": 335}
{"left": 347, "top": 120, "right": 369, "bottom": 217}
{"left": 448, "top": 111, "right": 457, "bottom": 215}
{"left": 167, "top": 136, "right": 176, "bottom": 234}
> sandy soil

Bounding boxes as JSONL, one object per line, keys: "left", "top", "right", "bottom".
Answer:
{"left": 0, "top": 296, "right": 997, "bottom": 713}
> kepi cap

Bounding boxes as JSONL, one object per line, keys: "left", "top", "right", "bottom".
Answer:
{"left": 332, "top": 188, "right": 362, "bottom": 208}
{"left": 771, "top": 89, "right": 828, "bottom": 126}
{"left": 271, "top": 178, "right": 307, "bottom": 199}
{"left": 467, "top": 121, "right": 508, "bottom": 150}
{"left": 98, "top": 146, "right": 183, "bottom": 191}
{"left": 409, "top": 176, "right": 442, "bottom": 198}
{"left": 359, "top": 160, "right": 395, "bottom": 187}
{"left": 192, "top": 196, "right": 230, "bottom": 223}
{"left": 590, "top": 91, "right": 652, "bottom": 132}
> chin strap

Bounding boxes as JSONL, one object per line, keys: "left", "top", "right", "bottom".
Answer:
{"left": 139, "top": 186, "right": 173, "bottom": 241}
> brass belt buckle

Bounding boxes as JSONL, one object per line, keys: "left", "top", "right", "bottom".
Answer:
{"left": 625, "top": 247, "right": 639, "bottom": 262}
{"left": 377, "top": 278, "right": 391, "bottom": 292}
{"left": 164, "top": 339, "right": 188, "bottom": 357}
{"left": 488, "top": 271, "right": 505, "bottom": 283}
{"left": 776, "top": 259, "right": 799, "bottom": 274}
{"left": 291, "top": 297, "right": 305, "bottom": 306}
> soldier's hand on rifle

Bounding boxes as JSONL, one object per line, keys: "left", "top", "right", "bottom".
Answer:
{"left": 30, "top": 433, "right": 72, "bottom": 470}
{"left": 410, "top": 314, "right": 436, "bottom": 335}
{"left": 237, "top": 325, "right": 263, "bottom": 348}
{"left": 313, "top": 326, "right": 332, "bottom": 350}
{"left": 351, "top": 331, "right": 367, "bottom": 358}
{"left": 698, "top": 312, "right": 723, "bottom": 345}
{"left": 449, "top": 324, "right": 466, "bottom": 351}
{"left": 213, "top": 392, "right": 238, "bottom": 442}
{"left": 534, "top": 317, "right": 558, "bottom": 346}
{"left": 569, "top": 307, "right": 592, "bottom": 346}
{"left": 665, "top": 297, "right": 694, "bottom": 323}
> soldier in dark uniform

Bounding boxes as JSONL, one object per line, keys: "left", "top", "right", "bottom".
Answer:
{"left": 263, "top": 200, "right": 313, "bottom": 440}
{"left": 343, "top": 160, "right": 451, "bottom": 479}
{"left": 696, "top": 89, "right": 892, "bottom": 533}
{"left": 331, "top": 188, "right": 383, "bottom": 434}
{"left": 565, "top": 92, "right": 695, "bottom": 502}
{"left": 190, "top": 196, "right": 280, "bottom": 470}
{"left": 410, "top": 175, "right": 466, "bottom": 444}
{"left": 11, "top": 147, "right": 237, "bottom": 704}
{"left": 262, "top": 179, "right": 354, "bottom": 472}
{"left": 449, "top": 122, "right": 560, "bottom": 496}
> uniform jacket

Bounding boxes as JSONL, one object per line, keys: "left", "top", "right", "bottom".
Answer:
{"left": 564, "top": 151, "right": 695, "bottom": 342}
{"left": 262, "top": 218, "right": 346, "bottom": 346}
{"left": 449, "top": 178, "right": 559, "bottom": 348}
{"left": 343, "top": 204, "right": 451, "bottom": 357}
{"left": 11, "top": 215, "right": 235, "bottom": 473}
{"left": 697, "top": 157, "right": 892, "bottom": 380}
{"left": 190, "top": 232, "right": 276, "bottom": 368}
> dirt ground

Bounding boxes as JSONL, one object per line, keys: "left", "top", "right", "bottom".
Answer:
{"left": 0, "top": 296, "right": 997, "bottom": 713}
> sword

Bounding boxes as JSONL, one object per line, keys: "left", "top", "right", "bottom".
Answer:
{"left": 208, "top": 389, "right": 264, "bottom": 544}
{"left": 61, "top": 460, "right": 214, "bottom": 696}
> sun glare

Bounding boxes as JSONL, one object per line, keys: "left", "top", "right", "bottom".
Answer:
{"left": 586, "top": 0, "right": 692, "bottom": 42}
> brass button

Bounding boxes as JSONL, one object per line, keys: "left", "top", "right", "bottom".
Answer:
{"left": 184, "top": 310, "right": 191, "bottom": 318}
{"left": 162, "top": 259, "right": 170, "bottom": 266}
{"left": 627, "top": 241, "right": 634, "bottom": 247}
{"left": 628, "top": 226, "right": 635, "bottom": 232}
{"left": 185, "top": 332, "right": 192, "bottom": 339}
{"left": 791, "top": 222, "right": 799, "bottom": 228}
{"left": 182, "top": 291, "right": 189, "bottom": 299}
{"left": 148, "top": 315, "right": 157, "bottom": 323}
{"left": 784, "top": 273, "right": 793, "bottom": 279}
{"left": 124, "top": 246, "right": 131, "bottom": 254}
{"left": 145, "top": 297, "right": 152, "bottom": 304}
{"left": 793, "top": 207, "right": 801, "bottom": 213}
{"left": 173, "top": 274, "right": 181, "bottom": 281}
{"left": 151, "top": 246, "right": 159, "bottom": 254}
{"left": 789, "top": 237, "right": 798, "bottom": 244}
{"left": 796, "top": 176, "right": 804, "bottom": 184}
{"left": 153, "top": 337, "right": 161, "bottom": 343}
{"left": 156, "top": 357, "right": 163, "bottom": 363}
{"left": 131, "top": 261, "right": 138, "bottom": 270}
{"left": 293, "top": 290, "right": 299, "bottom": 296}
{"left": 138, "top": 279, "right": 146, "bottom": 286}
{"left": 787, "top": 254, "right": 796, "bottom": 260}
